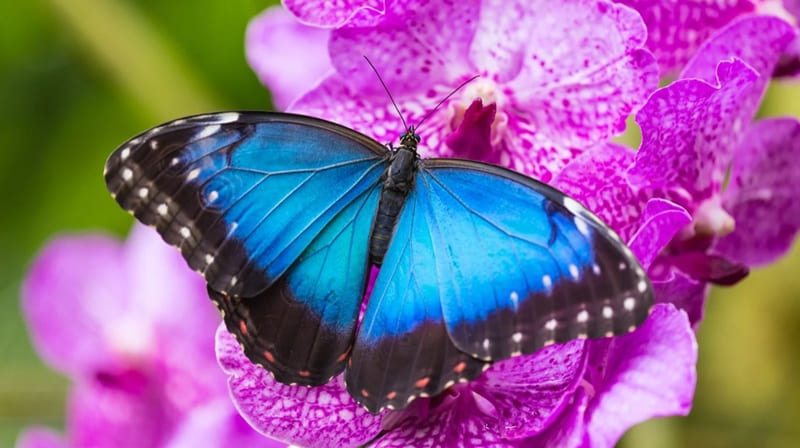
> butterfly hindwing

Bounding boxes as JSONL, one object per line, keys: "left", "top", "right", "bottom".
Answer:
{"left": 104, "top": 112, "right": 388, "bottom": 297}
{"left": 347, "top": 186, "right": 489, "bottom": 413}
{"left": 420, "top": 160, "right": 652, "bottom": 361}
{"left": 211, "top": 185, "right": 382, "bottom": 385}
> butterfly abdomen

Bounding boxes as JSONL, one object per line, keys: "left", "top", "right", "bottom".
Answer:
{"left": 369, "top": 147, "right": 417, "bottom": 265}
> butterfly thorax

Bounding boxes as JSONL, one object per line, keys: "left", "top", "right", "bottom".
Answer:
{"left": 369, "top": 130, "right": 420, "bottom": 265}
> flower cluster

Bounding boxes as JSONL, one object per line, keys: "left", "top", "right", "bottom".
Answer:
{"left": 17, "top": 226, "right": 282, "bottom": 448}
{"left": 21, "top": 0, "right": 800, "bottom": 447}
{"left": 230, "top": 1, "right": 800, "bottom": 446}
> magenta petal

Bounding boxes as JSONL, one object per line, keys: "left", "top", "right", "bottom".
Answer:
{"left": 715, "top": 117, "right": 800, "bottom": 266}
{"left": 246, "top": 6, "right": 332, "bottom": 110}
{"left": 652, "top": 270, "right": 708, "bottom": 326}
{"left": 15, "top": 427, "right": 65, "bottom": 448}
{"left": 555, "top": 143, "right": 644, "bottom": 241}
{"left": 283, "top": 0, "right": 386, "bottom": 28}
{"left": 616, "top": 0, "right": 755, "bottom": 74}
{"left": 444, "top": 99, "right": 496, "bottom": 162}
{"left": 667, "top": 252, "right": 749, "bottom": 286}
{"left": 630, "top": 59, "right": 759, "bottom": 199}
{"left": 68, "top": 376, "right": 172, "bottom": 448}
{"left": 328, "top": 0, "right": 479, "bottom": 92}
{"left": 167, "top": 399, "right": 285, "bottom": 448}
{"left": 21, "top": 235, "right": 127, "bottom": 375}
{"left": 479, "top": 340, "right": 588, "bottom": 439}
{"left": 774, "top": 36, "right": 800, "bottom": 78}
{"left": 477, "top": 0, "right": 658, "bottom": 161}
{"left": 215, "top": 325, "right": 382, "bottom": 447}
{"left": 584, "top": 303, "right": 697, "bottom": 448}
{"left": 628, "top": 198, "right": 692, "bottom": 270}
{"left": 681, "top": 16, "right": 795, "bottom": 85}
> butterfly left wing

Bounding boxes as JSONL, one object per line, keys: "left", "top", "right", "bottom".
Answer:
{"left": 419, "top": 159, "right": 652, "bottom": 360}
{"left": 104, "top": 112, "right": 387, "bottom": 297}
{"left": 210, "top": 184, "right": 381, "bottom": 385}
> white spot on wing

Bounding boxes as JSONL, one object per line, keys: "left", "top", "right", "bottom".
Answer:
{"left": 602, "top": 306, "right": 613, "bottom": 318}
{"left": 207, "top": 190, "right": 219, "bottom": 203}
{"left": 157, "top": 203, "right": 168, "bottom": 216}
{"left": 180, "top": 226, "right": 191, "bottom": 238}
{"left": 542, "top": 275, "right": 553, "bottom": 290}
{"left": 569, "top": 264, "right": 580, "bottom": 279}
{"left": 545, "top": 319, "right": 557, "bottom": 331}
{"left": 121, "top": 168, "right": 133, "bottom": 181}
{"left": 624, "top": 297, "right": 636, "bottom": 311}
{"left": 637, "top": 280, "right": 648, "bottom": 293}
{"left": 576, "top": 310, "right": 589, "bottom": 323}
{"left": 137, "top": 187, "right": 148, "bottom": 198}
{"left": 195, "top": 124, "right": 221, "bottom": 140}
{"left": 120, "top": 148, "right": 130, "bottom": 161}
{"left": 482, "top": 338, "right": 490, "bottom": 350}
{"left": 512, "top": 332, "right": 523, "bottom": 343}
{"left": 593, "top": 263, "right": 601, "bottom": 275}
{"left": 187, "top": 168, "right": 201, "bottom": 181}
{"left": 205, "top": 254, "right": 215, "bottom": 265}
{"left": 562, "top": 197, "right": 584, "bottom": 215}
{"left": 212, "top": 112, "right": 240, "bottom": 123}
{"left": 574, "top": 217, "right": 590, "bottom": 236}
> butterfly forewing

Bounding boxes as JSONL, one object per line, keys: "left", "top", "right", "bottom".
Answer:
{"left": 104, "top": 112, "right": 388, "bottom": 297}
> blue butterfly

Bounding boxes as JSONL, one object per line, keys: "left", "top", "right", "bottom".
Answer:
{"left": 104, "top": 111, "right": 652, "bottom": 413}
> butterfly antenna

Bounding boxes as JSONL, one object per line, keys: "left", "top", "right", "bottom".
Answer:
{"left": 364, "top": 56, "right": 408, "bottom": 131}
{"left": 415, "top": 74, "right": 481, "bottom": 130}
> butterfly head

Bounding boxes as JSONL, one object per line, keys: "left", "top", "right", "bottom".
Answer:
{"left": 399, "top": 126, "right": 421, "bottom": 151}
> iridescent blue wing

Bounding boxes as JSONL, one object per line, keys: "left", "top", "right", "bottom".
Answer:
{"left": 105, "top": 112, "right": 387, "bottom": 383}
{"left": 104, "top": 112, "right": 387, "bottom": 297}
{"left": 422, "top": 160, "right": 652, "bottom": 357}
{"left": 347, "top": 185, "right": 489, "bottom": 412}
{"left": 210, "top": 184, "right": 381, "bottom": 384}
{"left": 348, "top": 159, "right": 651, "bottom": 412}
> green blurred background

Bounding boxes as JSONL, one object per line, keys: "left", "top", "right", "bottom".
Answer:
{"left": 0, "top": 0, "right": 798, "bottom": 446}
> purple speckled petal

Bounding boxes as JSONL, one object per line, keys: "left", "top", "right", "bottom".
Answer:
{"left": 283, "top": 0, "right": 386, "bottom": 28}
{"left": 246, "top": 6, "right": 332, "bottom": 110}
{"left": 629, "top": 59, "right": 759, "bottom": 200}
{"left": 215, "top": 325, "right": 382, "bottom": 447}
{"left": 681, "top": 16, "right": 795, "bottom": 85}
{"left": 375, "top": 341, "right": 587, "bottom": 446}
{"left": 291, "top": 75, "right": 454, "bottom": 155}
{"left": 584, "top": 303, "right": 697, "bottom": 448}
{"left": 478, "top": 340, "right": 588, "bottom": 439}
{"left": 373, "top": 396, "right": 506, "bottom": 447}
{"left": 715, "top": 117, "right": 800, "bottom": 266}
{"left": 555, "top": 143, "right": 644, "bottom": 241}
{"left": 471, "top": 0, "right": 657, "bottom": 179}
{"left": 167, "top": 399, "right": 285, "bottom": 448}
{"left": 524, "top": 389, "right": 589, "bottom": 447}
{"left": 328, "top": 0, "right": 479, "bottom": 93}
{"left": 15, "top": 427, "right": 64, "bottom": 448}
{"left": 21, "top": 234, "right": 128, "bottom": 375}
{"left": 628, "top": 198, "right": 692, "bottom": 269}
{"left": 616, "top": 0, "right": 755, "bottom": 74}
